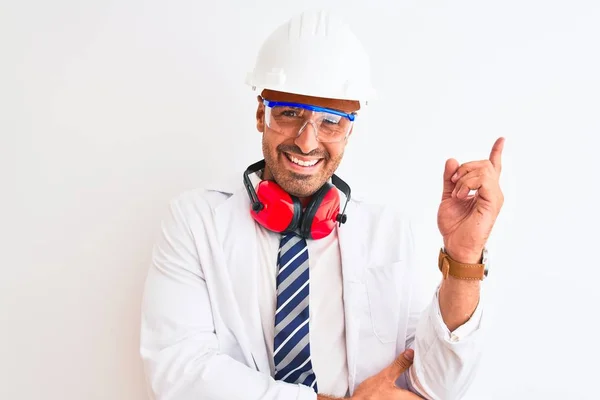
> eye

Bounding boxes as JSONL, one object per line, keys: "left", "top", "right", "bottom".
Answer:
{"left": 281, "top": 109, "right": 299, "bottom": 117}
{"left": 274, "top": 106, "right": 303, "bottom": 118}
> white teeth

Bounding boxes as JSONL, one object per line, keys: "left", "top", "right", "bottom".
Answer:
{"left": 289, "top": 155, "right": 318, "bottom": 167}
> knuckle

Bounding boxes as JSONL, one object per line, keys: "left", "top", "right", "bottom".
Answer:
{"left": 399, "top": 355, "right": 413, "bottom": 367}
{"left": 481, "top": 168, "right": 494, "bottom": 181}
{"left": 395, "top": 358, "right": 407, "bottom": 368}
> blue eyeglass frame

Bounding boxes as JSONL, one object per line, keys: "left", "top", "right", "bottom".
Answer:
{"left": 262, "top": 99, "right": 357, "bottom": 122}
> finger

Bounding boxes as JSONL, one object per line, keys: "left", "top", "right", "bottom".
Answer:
{"left": 453, "top": 170, "right": 500, "bottom": 202}
{"left": 489, "top": 137, "right": 505, "bottom": 173}
{"left": 450, "top": 160, "right": 493, "bottom": 184}
{"left": 453, "top": 172, "right": 485, "bottom": 199}
{"left": 388, "top": 349, "right": 414, "bottom": 379}
{"left": 442, "top": 158, "right": 459, "bottom": 200}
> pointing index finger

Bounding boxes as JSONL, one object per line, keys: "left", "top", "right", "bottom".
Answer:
{"left": 489, "top": 137, "right": 505, "bottom": 172}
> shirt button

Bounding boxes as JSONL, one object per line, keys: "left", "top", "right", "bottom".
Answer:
{"left": 450, "top": 334, "right": 459, "bottom": 342}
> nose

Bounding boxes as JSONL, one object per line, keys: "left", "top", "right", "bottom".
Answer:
{"left": 294, "top": 120, "right": 320, "bottom": 154}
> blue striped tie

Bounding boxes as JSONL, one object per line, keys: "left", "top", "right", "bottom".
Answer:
{"left": 273, "top": 233, "right": 318, "bottom": 392}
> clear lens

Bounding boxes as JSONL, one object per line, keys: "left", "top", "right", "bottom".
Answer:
{"left": 265, "top": 105, "right": 353, "bottom": 143}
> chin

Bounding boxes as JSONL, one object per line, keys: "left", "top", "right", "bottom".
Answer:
{"left": 278, "top": 173, "right": 325, "bottom": 198}
{"left": 265, "top": 153, "right": 333, "bottom": 197}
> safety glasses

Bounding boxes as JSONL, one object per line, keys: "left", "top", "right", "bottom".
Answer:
{"left": 263, "top": 99, "right": 356, "bottom": 143}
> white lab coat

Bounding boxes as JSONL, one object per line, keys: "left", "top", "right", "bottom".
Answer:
{"left": 140, "top": 176, "right": 485, "bottom": 400}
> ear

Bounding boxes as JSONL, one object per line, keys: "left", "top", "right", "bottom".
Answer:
{"left": 256, "top": 96, "right": 265, "bottom": 133}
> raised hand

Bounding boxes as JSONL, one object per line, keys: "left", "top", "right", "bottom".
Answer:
{"left": 437, "top": 137, "right": 505, "bottom": 263}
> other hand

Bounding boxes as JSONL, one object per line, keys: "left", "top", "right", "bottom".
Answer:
{"left": 351, "top": 349, "right": 422, "bottom": 400}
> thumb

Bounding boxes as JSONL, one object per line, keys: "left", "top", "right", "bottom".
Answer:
{"left": 388, "top": 349, "right": 414, "bottom": 379}
{"left": 442, "top": 158, "right": 459, "bottom": 200}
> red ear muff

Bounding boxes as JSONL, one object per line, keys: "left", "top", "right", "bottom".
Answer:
{"left": 243, "top": 159, "right": 351, "bottom": 239}
{"left": 251, "top": 180, "right": 302, "bottom": 233}
{"left": 300, "top": 183, "right": 341, "bottom": 240}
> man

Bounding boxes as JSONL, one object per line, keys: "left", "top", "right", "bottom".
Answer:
{"left": 140, "top": 9, "right": 504, "bottom": 400}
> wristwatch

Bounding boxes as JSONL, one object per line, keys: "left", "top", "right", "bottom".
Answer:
{"left": 438, "top": 247, "right": 489, "bottom": 280}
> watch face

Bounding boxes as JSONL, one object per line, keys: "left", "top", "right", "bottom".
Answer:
{"left": 482, "top": 247, "right": 489, "bottom": 277}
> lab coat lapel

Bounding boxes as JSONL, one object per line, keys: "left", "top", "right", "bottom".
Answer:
{"left": 213, "top": 187, "right": 270, "bottom": 373}
{"left": 338, "top": 200, "right": 367, "bottom": 394}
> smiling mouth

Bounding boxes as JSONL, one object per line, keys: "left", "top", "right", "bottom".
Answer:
{"left": 284, "top": 153, "right": 323, "bottom": 168}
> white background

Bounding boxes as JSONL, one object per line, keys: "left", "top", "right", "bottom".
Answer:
{"left": 2, "top": 0, "right": 599, "bottom": 399}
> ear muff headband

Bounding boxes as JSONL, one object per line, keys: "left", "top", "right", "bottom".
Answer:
{"left": 299, "top": 182, "right": 333, "bottom": 239}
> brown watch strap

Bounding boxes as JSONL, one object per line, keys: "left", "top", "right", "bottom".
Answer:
{"left": 438, "top": 248, "right": 486, "bottom": 280}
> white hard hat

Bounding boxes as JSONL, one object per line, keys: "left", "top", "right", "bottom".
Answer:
{"left": 246, "top": 10, "right": 376, "bottom": 105}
